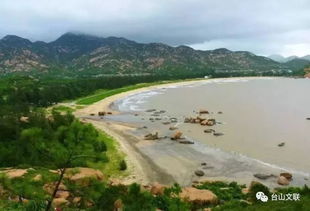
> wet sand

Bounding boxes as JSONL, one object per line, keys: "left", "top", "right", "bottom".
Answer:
{"left": 75, "top": 77, "right": 310, "bottom": 188}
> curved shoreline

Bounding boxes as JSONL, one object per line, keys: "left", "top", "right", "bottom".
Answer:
{"left": 75, "top": 77, "right": 310, "bottom": 187}
{"left": 75, "top": 78, "right": 213, "bottom": 184}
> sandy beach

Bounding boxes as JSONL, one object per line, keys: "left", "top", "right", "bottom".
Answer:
{"left": 75, "top": 78, "right": 310, "bottom": 187}
{"left": 75, "top": 79, "right": 206, "bottom": 185}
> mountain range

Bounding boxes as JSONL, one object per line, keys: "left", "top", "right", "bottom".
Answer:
{"left": 0, "top": 33, "right": 308, "bottom": 76}
{"left": 268, "top": 54, "right": 310, "bottom": 63}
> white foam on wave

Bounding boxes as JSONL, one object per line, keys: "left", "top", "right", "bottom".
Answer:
{"left": 116, "top": 89, "right": 165, "bottom": 111}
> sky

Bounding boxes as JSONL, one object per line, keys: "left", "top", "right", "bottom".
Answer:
{"left": 1, "top": 0, "right": 310, "bottom": 57}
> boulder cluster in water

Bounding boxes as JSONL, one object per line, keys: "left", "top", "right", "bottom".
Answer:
{"left": 183, "top": 109, "right": 224, "bottom": 136}
{"left": 142, "top": 108, "right": 224, "bottom": 145}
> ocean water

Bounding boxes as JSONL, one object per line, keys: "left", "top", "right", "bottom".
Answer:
{"left": 113, "top": 77, "right": 310, "bottom": 179}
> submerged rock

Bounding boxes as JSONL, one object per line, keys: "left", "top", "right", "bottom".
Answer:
{"left": 204, "top": 129, "right": 215, "bottom": 133}
{"left": 278, "top": 142, "right": 285, "bottom": 147}
{"left": 194, "top": 170, "right": 205, "bottom": 177}
{"left": 253, "top": 173, "right": 274, "bottom": 180}
{"left": 179, "top": 140, "right": 194, "bottom": 144}
{"left": 146, "top": 109, "right": 156, "bottom": 112}
{"left": 144, "top": 132, "right": 159, "bottom": 140}
{"left": 169, "top": 126, "right": 178, "bottom": 130}
{"left": 213, "top": 132, "right": 224, "bottom": 136}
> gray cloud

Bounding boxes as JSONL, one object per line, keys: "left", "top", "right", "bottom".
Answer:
{"left": 1, "top": 0, "right": 310, "bottom": 56}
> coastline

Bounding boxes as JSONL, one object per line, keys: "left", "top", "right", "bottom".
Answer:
{"left": 75, "top": 78, "right": 212, "bottom": 184}
{"left": 74, "top": 77, "right": 310, "bottom": 187}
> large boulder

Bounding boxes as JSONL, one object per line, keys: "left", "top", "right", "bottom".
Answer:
{"left": 3, "top": 169, "right": 28, "bottom": 178}
{"left": 277, "top": 176, "right": 290, "bottom": 186}
{"left": 55, "top": 190, "right": 70, "bottom": 199}
{"left": 150, "top": 182, "right": 167, "bottom": 195}
{"left": 180, "top": 187, "right": 218, "bottom": 205}
{"left": 171, "top": 131, "right": 183, "bottom": 140}
{"left": 52, "top": 198, "right": 69, "bottom": 207}
{"left": 66, "top": 168, "right": 105, "bottom": 182}
{"left": 280, "top": 172, "right": 292, "bottom": 180}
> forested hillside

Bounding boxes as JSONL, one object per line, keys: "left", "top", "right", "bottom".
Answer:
{"left": 0, "top": 33, "right": 302, "bottom": 77}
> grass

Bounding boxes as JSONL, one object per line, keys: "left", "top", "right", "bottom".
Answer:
{"left": 75, "top": 78, "right": 204, "bottom": 105}
{"left": 52, "top": 105, "right": 75, "bottom": 113}
{"left": 87, "top": 131, "right": 127, "bottom": 178}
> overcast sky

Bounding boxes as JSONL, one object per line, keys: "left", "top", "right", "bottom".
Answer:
{"left": 1, "top": 0, "right": 310, "bottom": 56}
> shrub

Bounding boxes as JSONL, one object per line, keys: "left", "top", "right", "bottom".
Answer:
{"left": 119, "top": 160, "right": 127, "bottom": 171}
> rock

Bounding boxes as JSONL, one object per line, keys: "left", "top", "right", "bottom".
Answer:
{"left": 149, "top": 118, "right": 154, "bottom": 121}
{"left": 170, "top": 118, "right": 177, "bottom": 123}
{"left": 98, "top": 111, "right": 106, "bottom": 116}
{"left": 169, "top": 126, "right": 178, "bottom": 130}
{"left": 195, "top": 119, "right": 201, "bottom": 123}
{"left": 253, "top": 173, "right": 274, "bottom": 180}
{"left": 179, "top": 140, "right": 194, "bottom": 144}
{"left": 114, "top": 199, "right": 123, "bottom": 210}
{"left": 306, "top": 117, "right": 310, "bottom": 120}
{"left": 90, "top": 113, "right": 95, "bottom": 116}
{"left": 184, "top": 117, "right": 191, "bottom": 123}
{"left": 3, "top": 169, "right": 28, "bottom": 178}
{"left": 200, "top": 120, "right": 209, "bottom": 126}
{"left": 277, "top": 176, "right": 290, "bottom": 186}
{"left": 146, "top": 109, "right": 156, "bottom": 112}
{"left": 162, "top": 121, "right": 170, "bottom": 125}
{"left": 155, "top": 118, "right": 162, "bottom": 120}
{"left": 180, "top": 187, "right": 218, "bottom": 205}
{"left": 242, "top": 188, "right": 249, "bottom": 194}
{"left": 144, "top": 132, "right": 159, "bottom": 140}
{"left": 20, "top": 116, "right": 29, "bottom": 123}
{"left": 159, "top": 110, "right": 166, "bottom": 113}
{"left": 195, "top": 170, "right": 205, "bottom": 176}
{"left": 171, "top": 131, "right": 183, "bottom": 140}
{"left": 72, "top": 197, "right": 81, "bottom": 204}
{"left": 150, "top": 183, "right": 166, "bottom": 195}
{"left": 33, "top": 174, "right": 42, "bottom": 181}
{"left": 43, "top": 182, "right": 67, "bottom": 194}
{"left": 201, "top": 162, "right": 207, "bottom": 166}
{"left": 52, "top": 198, "right": 69, "bottom": 207}
{"left": 218, "top": 111, "right": 223, "bottom": 114}
{"left": 280, "top": 172, "right": 293, "bottom": 180}
{"left": 204, "top": 129, "right": 215, "bottom": 133}
{"left": 213, "top": 132, "right": 224, "bottom": 136}
{"left": 55, "top": 190, "right": 70, "bottom": 199}
{"left": 206, "top": 119, "right": 216, "bottom": 126}
{"left": 199, "top": 109, "right": 209, "bottom": 114}
{"left": 197, "top": 116, "right": 206, "bottom": 122}
{"left": 278, "top": 142, "right": 285, "bottom": 147}
{"left": 66, "top": 168, "right": 105, "bottom": 182}
{"left": 202, "top": 166, "right": 214, "bottom": 170}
